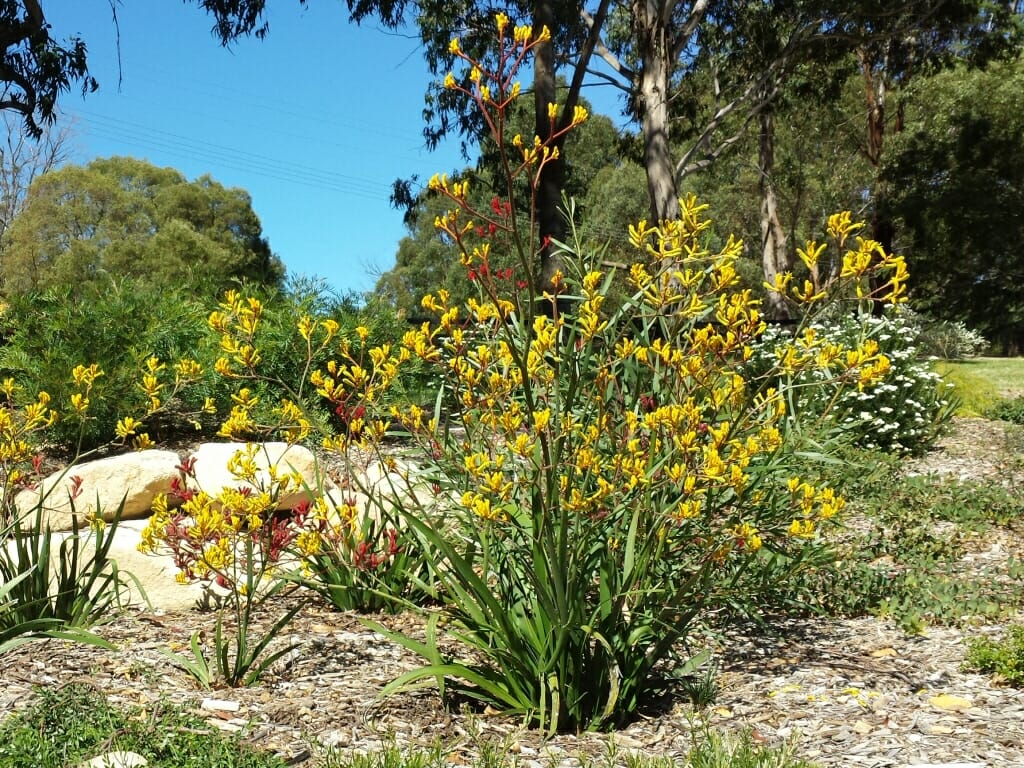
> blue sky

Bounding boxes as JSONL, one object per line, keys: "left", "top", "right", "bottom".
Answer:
{"left": 48, "top": 1, "right": 473, "bottom": 296}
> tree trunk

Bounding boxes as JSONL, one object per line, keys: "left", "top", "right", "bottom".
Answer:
{"left": 859, "top": 45, "right": 898, "bottom": 313}
{"left": 633, "top": 0, "right": 679, "bottom": 223}
{"left": 757, "top": 101, "right": 791, "bottom": 322}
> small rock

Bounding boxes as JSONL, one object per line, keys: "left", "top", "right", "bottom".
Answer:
{"left": 201, "top": 697, "right": 241, "bottom": 712}
{"left": 79, "top": 752, "right": 148, "bottom": 768}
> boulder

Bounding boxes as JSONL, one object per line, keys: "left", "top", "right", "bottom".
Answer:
{"left": 189, "top": 442, "right": 333, "bottom": 508}
{"left": 12, "top": 450, "right": 182, "bottom": 532}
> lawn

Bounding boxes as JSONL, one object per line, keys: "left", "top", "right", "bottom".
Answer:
{"left": 933, "top": 356, "right": 1024, "bottom": 416}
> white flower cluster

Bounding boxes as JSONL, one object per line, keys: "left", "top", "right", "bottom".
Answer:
{"left": 749, "top": 310, "right": 957, "bottom": 454}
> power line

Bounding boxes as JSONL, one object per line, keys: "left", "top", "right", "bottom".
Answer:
{"left": 75, "top": 112, "right": 394, "bottom": 201}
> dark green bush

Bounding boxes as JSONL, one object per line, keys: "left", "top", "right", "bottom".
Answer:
{"left": 987, "top": 396, "right": 1024, "bottom": 425}
{"left": 0, "top": 278, "right": 212, "bottom": 451}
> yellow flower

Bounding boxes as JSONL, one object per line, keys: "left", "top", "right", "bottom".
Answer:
{"left": 116, "top": 416, "right": 140, "bottom": 439}
{"left": 788, "top": 519, "right": 816, "bottom": 538}
{"left": 532, "top": 408, "right": 551, "bottom": 432}
{"left": 732, "top": 522, "right": 762, "bottom": 553}
{"left": 448, "top": 37, "right": 461, "bottom": 54}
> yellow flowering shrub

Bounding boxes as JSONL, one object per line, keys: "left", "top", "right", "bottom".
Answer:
{"left": 274, "top": 17, "right": 907, "bottom": 732}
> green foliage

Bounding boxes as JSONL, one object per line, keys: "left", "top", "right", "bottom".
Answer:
{"left": 318, "top": 730, "right": 818, "bottom": 768}
{"left": 0, "top": 3, "right": 94, "bottom": 138}
{"left": 887, "top": 55, "right": 1024, "bottom": 354}
{"left": 0, "top": 278, "right": 212, "bottom": 451}
{"left": 1, "top": 155, "right": 284, "bottom": 297}
{"left": 751, "top": 310, "right": 957, "bottom": 455}
{"left": 288, "top": 508, "right": 433, "bottom": 613}
{"left": 909, "top": 312, "right": 989, "bottom": 360}
{"left": 964, "top": 625, "right": 1024, "bottom": 686}
{"left": 0, "top": 498, "right": 132, "bottom": 633}
{"left": 683, "top": 725, "right": 819, "bottom": 768}
{"left": 776, "top": 450, "right": 1024, "bottom": 632}
{"left": 160, "top": 603, "right": 300, "bottom": 690}
{"left": 0, "top": 683, "right": 288, "bottom": 767}
{"left": 987, "top": 396, "right": 1024, "bottom": 425}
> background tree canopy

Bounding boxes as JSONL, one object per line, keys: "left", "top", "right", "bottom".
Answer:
{"left": 0, "top": 156, "right": 284, "bottom": 296}
{"left": 886, "top": 54, "right": 1024, "bottom": 354}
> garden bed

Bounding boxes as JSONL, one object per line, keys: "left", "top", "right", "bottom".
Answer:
{"left": 1, "top": 417, "right": 1023, "bottom": 768}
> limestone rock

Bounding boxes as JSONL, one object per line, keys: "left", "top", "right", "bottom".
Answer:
{"left": 44, "top": 519, "right": 209, "bottom": 612}
{"left": 12, "top": 451, "right": 182, "bottom": 532}
{"left": 189, "top": 442, "right": 333, "bottom": 508}
{"left": 79, "top": 751, "right": 148, "bottom": 768}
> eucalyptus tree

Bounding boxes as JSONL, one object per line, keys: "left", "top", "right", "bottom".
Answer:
{"left": 2, "top": 156, "right": 284, "bottom": 296}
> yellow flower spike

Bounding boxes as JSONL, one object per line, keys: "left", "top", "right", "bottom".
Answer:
{"left": 495, "top": 12, "right": 509, "bottom": 34}
{"left": 448, "top": 37, "right": 461, "bottom": 55}
{"left": 320, "top": 318, "right": 340, "bottom": 340}
{"left": 827, "top": 211, "right": 864, "bottom": 245}
{"left": 174, "top": 358, "right": 203, "bottom": 381}
{"left": 792, "top": 279, "right": 827, "bottom": 304}
{"left": 513, "top": 24, "right": 534, "bottom": 45}
{"left": 231, "top": 388, "right": 260, "bottom": 408}
{"left": 470, "top": 65, "right": 482, "bottom": 84}
{"left": 115, "top": 416, "right": 140, "bottom": 439}
{"left": 298, "top": 315, "right": 315, "bottom": 342}
{"left": 797, "top": 240, "right": 827, "bottom": 270}
{"left": 533, "top": 409, "right": 551, "bottom": 432}
{"left": 571, "top": 105, "right": 589, "bottom": 126}
{"left": 547, "top": 102, "right": 559, "bottom": 121}
{"left": 69, "top": 392, "right": 89, "bottom": 414}
{"left": 132, "top": 433, "right": 154, "bottom": 450}
{"left": 788, "top": 519, "right": 816, "bottom": 538}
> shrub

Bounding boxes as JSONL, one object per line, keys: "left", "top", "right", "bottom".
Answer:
{"left": 910, "top": 312, "right": 989, "bottom": 360}
{"left": 0, "top": 278, "right": 212, "bottom": 451}
{"left": 271, "top": 19, "right": 913, "bottom": 733}
{"left": 986, "top": 395, "right": 1024, "bottom": 425}
{"left": 965, "top": 625, "right": 1024, "bottom": 685}
{"left": 749, "top": 309, "right": 957, "bottom": 455}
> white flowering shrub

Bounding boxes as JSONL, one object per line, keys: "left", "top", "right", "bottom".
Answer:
{"left": 750, "top": 310, "right": 958, "bottom": 455}
{"left": 909, "top": 312, "right": 989, "bottom": 360}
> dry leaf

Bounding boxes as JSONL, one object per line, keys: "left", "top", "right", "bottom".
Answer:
{"left": 852, "top": 719, "right": 872, "bottom": 734}
{"left": 870, "top": 647, "right": 898, "bottom": 658}
{"left": 928, "top": 693, "right": 972, "bottom": 711}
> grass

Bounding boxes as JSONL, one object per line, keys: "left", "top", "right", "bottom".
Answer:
{"left": 0, "top": 683, "right": 288, "bottom": 768}
{"left": 318, "top": 730, "right": 819, "bottom": 768}
{"left": 0, "top": 684, "right": 820, "bottom": 768}
{"left": 934, "top": 357, "right": 1024, "bottom": 416}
